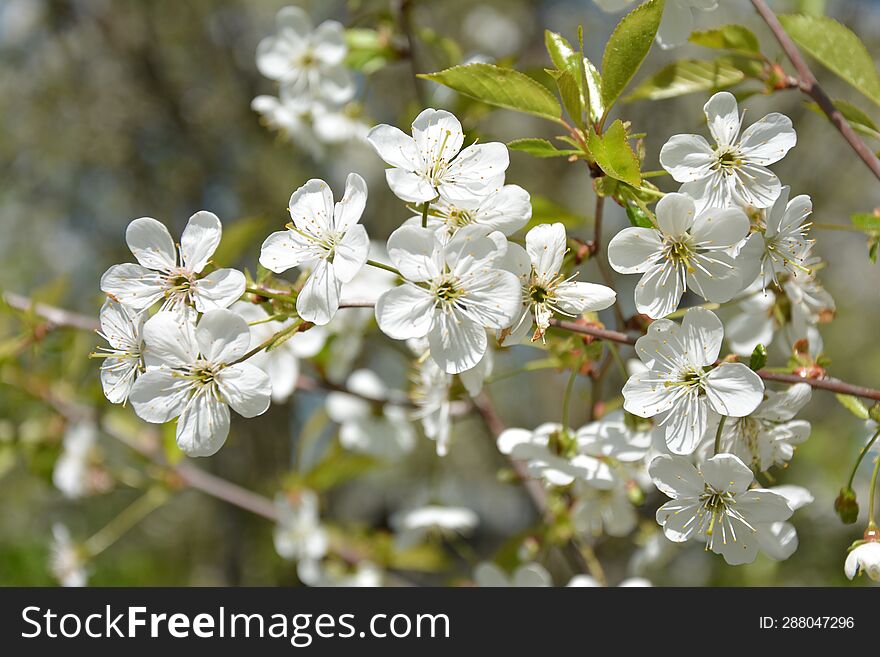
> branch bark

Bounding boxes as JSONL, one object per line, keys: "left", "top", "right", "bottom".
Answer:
{"left": 750, "top": 0, "right": 880, "bottom": 182}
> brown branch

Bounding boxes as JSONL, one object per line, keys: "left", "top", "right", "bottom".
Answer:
{"left": 3, "top": 291, "right": 99, "bottom": 332}
{"left": 750, "top": 0, "right": 880, "bottom": 182}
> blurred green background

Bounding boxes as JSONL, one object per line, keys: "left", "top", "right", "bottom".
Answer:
{"left": 1, "top": 0, "right": 879, "bottom": 586}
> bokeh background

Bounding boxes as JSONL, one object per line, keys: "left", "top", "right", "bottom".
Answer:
{"left": 1, "top": 0, "right": 879, "bottom": 586}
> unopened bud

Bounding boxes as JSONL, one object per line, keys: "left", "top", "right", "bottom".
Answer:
{"left": 834, "top": 487, "right": 859, "bottom": 524}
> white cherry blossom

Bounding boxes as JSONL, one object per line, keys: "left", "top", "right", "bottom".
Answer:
{"left": 273, "top": 490, "right": 328, "bottom": 562}
{"left": 251, "top": 93, "right": 325, "bottom": 159}
{"left": 100, "top": 213, "right": 246, "bottom": 315}
{"left": 231, "top": 301, "right": 326, "bottom": 403}
{"left": 260, "top": 173, "right": 370, "bottom": 325}
{"left": 650, "top": 453, "right": 793, "bottom": 565}
{"left": 326, "top": 369, "right": 416, "bottom": 459}
{"left": 660, "top": 92, "right": 796, "bottom": 210}
{"left": 375, "top": 224, "right": 521, "bottom": 374}
{"left": 502, "top": 222, "right": 616, "bottom": 342}
{"left": 845, "top": 540, "right": 880, "bottom": 582}
{"left": 572, "top": 480, "right": 639, "bottom": 538}
{"left": 409, "top": 339, "right": 454, "bottom": 455}
{"left": 407, "top": 184, "right": 532, "bottom": 237}
{"left": 53, "top": 422, "right": 97, "bottom": 499}
{"left": 49, "top": 524, "right": 88, "bottom": 587}
{"left": 623, "top": 307, "right": 764, "bottom": 454}
{"left": 128, "top": 310, "right": 272, "bottom": 457}
{"left": 367, "top": 108, "right": 509, "bottom": 205}
{"left": 608, "top": 193, "right": 748, "bottom": 319}
{"left": 474, "top": 562, "right": 552, "bottom": 587}
{"left": 297, "top": 559, "right": 382, "bottom": 587}
{"left": 390, "top": 505, "right": 478, "bottom": 549}
{"left": 256, "top": 6, "right": 354, "bottom": 106}
{"left": 719, "top": 383, "right": 811, "bottom": 472}
{"left": 96, "top": 299, "right": 145, "bottom": 404}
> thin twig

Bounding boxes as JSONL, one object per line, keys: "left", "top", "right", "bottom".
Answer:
{"left": 750, "top": 0, "right": 880, "bottom": 182}
{"left": 395, "top": 0, "right": 428, "bottom": 107}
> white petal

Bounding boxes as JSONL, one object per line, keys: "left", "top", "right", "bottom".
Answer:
{"left": 655, "top": 192, "right": 696, "bottom": 237}
{"left": 739, "top": 113, "right": 796, "bottom": 166}
{"left": 297, "top": 259, "right": 340, "bottom": 325}
{"left": 100, "top": 263, "right": 166, "bottom": 312}
{"left": 649, "top": 454, "right": 704, "bottom": 498}
{"left": 701, "top": 453, "right": 753, "bottom": 493}
{"left": 193, "top": 268, "right": 246, "bottom": 312}
{"left": 176, "top": 393, "right": 231, "bottom": 457}
{"left": 755, "top": 383, "right": 811, "bottom": 422}
{"left": 703, "top": 91, "right": 741, "bottom": 148}
{"left": 375, "top": 285, "right": 435, "bottom": 339}
{"left": 735, "top": 163, "right": 781, "bottom": 208}
{"left": 129, "top": 367, "right": 191, "bottom": 423}
{"left": 411, "top": 108, "right": 464, "bottom": 164}
{"left": 659, "top": 134, "right": 715, "bottom": 183}
{"left": 690, "top": 207, "right": 749, "bottom": 247}
{"left": 216, "top": 363, "right": 271, "bottom": 418}
{"left": 623, "top": 369, "right": 675, "bottom": 418}
{"left": 634, "top": 263, "right": 684, "bottom": 318}
{"left": 125, "top": 217, "right": 176, "bottom": 271}
{"left": 656, "top": 0, "right": 694, "bottom": 50}
{"left": 312, "top": 20, "right": 347, "bottom": 65}
{"left": 526, "top": 222, "right": 566, "bottom": 281}
{"left": 195, "top": 309, "right": 251, "bottom": 363}
{"left": 555, "top": 281, "right": 616, "bottom": 314}
{"left": 607, "top": 227, "right": 662, "bottom": 274}
{"left": 473, "top": 185, "right": 532, "bottom": 235}
{"left": 180, "top": 211, "right": 222, "bottom": 274}
{"left": 428, "top": 311, "right": 487, "bottom": 374}
{"left": 386, "top": 225, "right": 440, "bottom": 282}
{"left": 704, "top": 362, "right": 764, "bottom": 417}
{"left": 385, "top": 168, "right": 437, "bottom": 203}
{"left": 440, "top": 142, "right": 508, "bottom": 205}
{"left": 259, "top": 230, "right": 313, "bottom": 274}
{"left": 686, "top": 252, "right": 742, "bottom": 303}
{"left": 680, "top": 306, "right": 724, "bottom": 366}
{"left": 473, "top": 562, "right": 509, "bottom": 587}
{"left": 142, "top": 311, "right": 198, "bottom": 367}
{"left": 333, "top": 173, "right": 367, "bottom": 233}
{"left": 331, "top": 224, "right": 368, "bottom": 283}
{"left": 512, "top": 563, "right": 552, "bottom": 587}
{"left": 366, "top": 124, "right": 421, "bottom": 170}
{"left": 314, "top": 64, "right": 355, "bottom": 104}
{"left": 496, "top": 427, "right": 533, "bottom": 455}
{"left": 289, "top": 179, "right": 335, "bottom": 236}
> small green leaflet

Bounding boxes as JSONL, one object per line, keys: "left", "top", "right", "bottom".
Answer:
{"left": 508, "top": 138, "right": 581, "bottom": 158}
{"left": 586, "top": 120, "right": 641, "bottom": 187}
{"left": 601, "top": 0, "right": 665, "bottom": 110}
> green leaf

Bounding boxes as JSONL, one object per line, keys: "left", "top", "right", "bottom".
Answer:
{"left": 852, "top": 212, "right": 880, "bottom": 233}
{"left": 528, "top": 195, "right": 588, "bottom": 229}
{"left": 626, "top": 59, "right": 745, "bottom": 102}
{"left": 625, "top": 201, "right": 653, "bottom": 228}
{"left": 545, "top": 30, "right": 579, "bottom": 72}
{"left": 554, "top": 68, "right": 585, "bottom": 127}
{"left": 587, "top": 120, "right": 641, "bottom": 186}
{"left": 749, "top": 344, "right": 768, "bottom": 371}
{"left": 508, "top": 138, "right": 580, "bottom": 158}
{"left": 689, "top": 25, "right": 761, "bottom": 55}
{"left": 419, "top": 63, "right": 561, "bottom": 121}
{"left": 584, "top": 58, "right": 604, "bottom": 123}
{"left": 805, "top": 99, "right": 880, "bottom": 141}
{"left": 779, "top": 14, "right": 880, "bottom": 108}
{"left": 835, "top": 393, "right": 870, "bottom": 420}
{"left": 601, "top": 0, "right": 665, "bottom": 110}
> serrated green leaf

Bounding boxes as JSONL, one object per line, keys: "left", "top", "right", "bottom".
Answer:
{"left": 545, "top": 30, "right": 579, "bottom": 72}
{"left": 836, "top": 393, "right": 870, "bottom": 420}
{"left": 805, "top": 99, "right": 880, "bottom": 141}
{"left": 587, "top": 120, "right": 641, "bottom": 186}
{"left": 749, "top": 344, "right": 768, "bottom": 371}
{"left": 601, "top": 0, "right": 665, "bottom": 110}
{"left": 508, "top": 138, "right": 581, "bottom": 158}
{"left": 419, "top": 63, "right": 562, "bottom": 120}
{"left": 626, "top": 59, "right": 745, "bottom": 102}
{"left": 780, "top": 14, "right": 880, "bottom": 108}
{"left": 689, "top": 25, "right": 761, "bottom": 54}
{"left": 555, "top": 68, "right": 585, "bottom": 127}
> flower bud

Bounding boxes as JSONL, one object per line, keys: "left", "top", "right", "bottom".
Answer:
{"left": 834, "top": 487, "right": 859, "bottom": 524}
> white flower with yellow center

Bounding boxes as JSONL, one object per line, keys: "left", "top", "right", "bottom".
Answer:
{"left": 260, "top": 174, "right": 370, "bottom": 325}
{"left": 650, "top": 453, "right": 792, "bottom": 565}
{"left": 623, "top": 307, "right": 764, "bottom": 454}
{"left": 367, "top": 108, "right": 509, "bottom": 205}
{"left": 410, "top": 184, "right": 532, "bottom": 237}
{"left": 660, "top": 92, "right": 796, "bottom": 211}
{"left": 100, "top": 213, "right": 246, "bottom": 315}
{"left": 608, "top": 193, "right": 748, "bottom": 319}
{"left": 96, "top": 299, "right": 145, "bottom": 404}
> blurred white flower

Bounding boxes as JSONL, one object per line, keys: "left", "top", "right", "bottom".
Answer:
{"left": 297, "top": 559, "right": 382, "bottom": 587}
{"left": 96, "top": 299, "right": 144, "bottom": 404}
{"left": 100, "top": 213, "right": 245, "bottom": 315}
{"left": 231, "top": 301, "right": 326, "bottom": 403}
{"left": 129, "top": 310, "right": 271, "bottom": 457}
{"left": 409, "top": 339, "right": 453, "bottom": 455}
{"left": 660, "top": 92, "right": 795, "bottom": 210}
{"left": 49, "top": 523, "right": 87, "bottom": 587}
{"left": 720, "top": 383, "right": 811, "bottom": 472}
{"left": 251, "top": 93, "right": 325, "bottom": 158}
{"left": 326, "top": 369, "right": 415, "bottom": 459}
{"left": 474, "top": 561, "right": 551, "bottom": 587}
{"left": 608, "top": 193, "right": 748, "bottom": 319}
{"left": 260, "top": 174, "right": 370, "bottom": 325}
{"left": 502, "top": 223, "right": 616, "bottom": 343}
{"left": 375, "top": 225, "right": 521, "bottom": 374}
{"left": 274, "top": 490, "right": 328, "bottom": 562}
{"left": 572, "top": 480, "right": 639, "bottom": 538}
{"left": 591, "top": 0, "right": 721, "bottom": 50}
{"left": 367, "top": 108, "right": 508, "bottom": 205}
{"left": 760, "top": 484, "right": 813, "bottom": 561}
{"left": 256, "top": 6, "right": 354, "bottom": 106}
{"left": 624, "top": 308, "right": 764, "bottom": 454}
{"left": 567, "top": 575, "right": 651, "bottom": 587}
{"left": 390, "top": 505, "right": 478, "bottom": 549}
{"left": 53, "top": 422, "right": 97, "bottom": 499}
{"left": 650, "top": 453, "right": 792, "bottom": 565}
